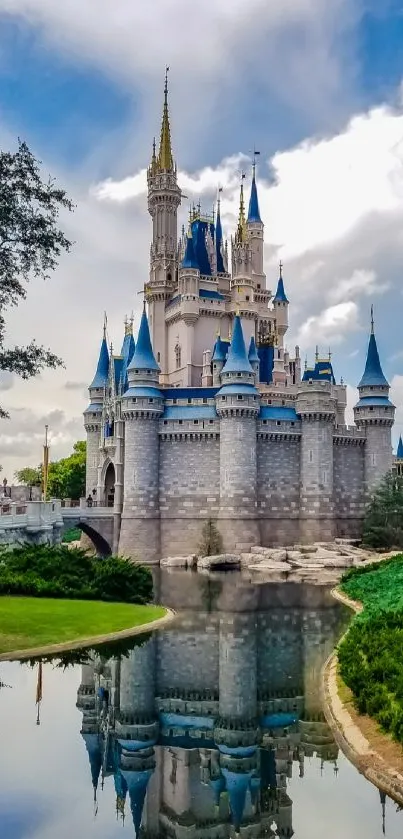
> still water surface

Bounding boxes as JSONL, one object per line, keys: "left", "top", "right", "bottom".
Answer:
{"left": 0, "top": 570, "right": 402, "bottom": 838}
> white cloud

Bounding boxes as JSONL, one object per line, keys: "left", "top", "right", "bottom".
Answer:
{"left": 391, "top": 375, "right": 403, "bottom": 438}
{"left": 327, "top": 269, "right": 388, "bottom": 305}
{"left": 296, "top": 302, "right": 359, "bottom": 349}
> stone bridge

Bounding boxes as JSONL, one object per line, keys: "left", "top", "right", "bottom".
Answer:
{"left": 0, "top": 500, "right": 115, "bottom": 556}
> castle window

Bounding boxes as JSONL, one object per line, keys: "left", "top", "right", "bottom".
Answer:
{"left": 193, "top": 420, "right": 199, "bottom": 425}
{"left": 163, "top": 420, "right": 168, "bottom": 425}
{"left": 291, "top": 422, "right": 295, "bottom": 427}
{"left": 282, "top": 400, "right": 285, "bottom": 405}
{"left": 257, "top": 284, "right": 261, "bottom": 289}
{"left": 132, "top": 398, "right": 137, "bottom": 404}
{"left": 246, "top": 295, "right": 250, "bottom": 302}
{"left": 173, "top": 398, "right": 177, "bottom": 404}
{"left": 237, "top": 395, "right": 243, "bottom": 401}
{"left": 209, "top": 420, "right": 214, "bottom": 424}
{"left": 157, "top": 352, "right": 161, "bottom": 362}
{"left": 187, "top": 398, "right": 192, "bottom": 404}
{"left": 175, "top": 344, "right": 181, "bottom": 369}
{"left": 167, "top": 272, "right": 172, "bottom": 283}
{"left": 276, "top": 421, "right": 281, "bottom": 426}
{"left": 148, "top": 398, "right": 153, "bottom": 403}
{"left": 203, "top": 398, "right": 208, "bottom": 404}
{"left": 221, "top": 396, "right": 227, "bottom": 401}
{"left": 179, "top": 420, "right": 183, "bottom": 425}
{"left": 237, "top": 373, "right": 242, "bottom": 377}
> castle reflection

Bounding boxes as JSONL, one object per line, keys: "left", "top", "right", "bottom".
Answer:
{"left": 76, "top": 571, "right": 347, "bottom": 837}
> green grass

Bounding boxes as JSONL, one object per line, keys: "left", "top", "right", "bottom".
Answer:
{"left": 0, "top": 597, "right": 166, "bottom": 655}
{"left": 341, "top": 554, "right": 403, "bottom": 614}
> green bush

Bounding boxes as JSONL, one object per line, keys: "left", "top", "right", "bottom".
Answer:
{"left": 338, "top": 555, "right": 403, "bottom": 744}
{"left": 362, "top": 472, "right": 403, "bottom": 550}
{"left": 0, "top": 545, "right": 153, "bottom": 604}
{"left": 62, "top": 527, "right": 81, "bottom": 543}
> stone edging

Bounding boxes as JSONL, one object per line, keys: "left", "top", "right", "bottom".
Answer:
{"left": 322, "top": 588, "right": 403, "bottom": 805}
{"left": 0, "top": 607, "right": 176, "bottom": 662}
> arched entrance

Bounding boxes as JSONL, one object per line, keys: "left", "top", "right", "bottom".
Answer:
{"left": 104, "top": 462, "right": 115, "bottom": 508}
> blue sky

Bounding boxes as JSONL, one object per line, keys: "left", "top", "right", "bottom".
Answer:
{"left": 1, "top": 0, "right": 403, "bottom": 473}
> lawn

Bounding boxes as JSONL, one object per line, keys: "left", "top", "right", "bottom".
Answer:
{"left": 0, "top": 597, "right": 166, "bottom": 655}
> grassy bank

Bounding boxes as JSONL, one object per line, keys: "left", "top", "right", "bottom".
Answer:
{"left": 0, "top": 597, "right": 166, "bottom": 655}
{"left": 338, "top": 554, "right": 403, "bottom": 743}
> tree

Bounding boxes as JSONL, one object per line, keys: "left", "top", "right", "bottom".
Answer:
{"left": 14, "top": 466, "right": 42, "bottom": 487}
{"left": 15, "top": 440, "right": 86, "bottom": 500}
{"left": 0, "top": 140, "right": 74, "bottom": 417}
{"left": 362, "top": 471, "right": 403, "bottom": 549}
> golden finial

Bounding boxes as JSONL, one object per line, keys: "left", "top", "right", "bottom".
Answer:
{"left": 279, "top": 259, "right": 283, "bottom": 278}
{"left": 103, "top": 311, "right": 107, "bottom": 339}
{"left": 158, "top": 66, "right": 173, "bottom": 171}
{"left": 315, "top": 345, "right": 319, "bottom": 362}
{"left": 370, "top": 304, "right": 374, "bottom": 335}
{"left": 124, "top": 315, "right": 132, "bottom": 337}
{"left": 236, "top": 173, "right": 247, "bottom": 242}
{"left": 328, "top": 347, "right": 332, "bottom": 362}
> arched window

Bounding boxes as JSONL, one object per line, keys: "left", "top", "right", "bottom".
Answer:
{"left": 175, "top": 344, "right": 181, "bottom": 369}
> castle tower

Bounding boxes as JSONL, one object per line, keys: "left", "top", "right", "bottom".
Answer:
{"left": 212, "top": 334, "right": 227, "bottom": 385}
{"left": 84, "top": 319, "right": 109, "bottom": 497}
{"left": 246, "top": 162, "right": 265, "bottom": 288}
{"left": 113, "top": 318, "right": 135, "bottom": 552}
{"left": 215, "top": 195, "right": 226, "bottom": 275}
{"left": 177, "top": 229, "right": 201, "bottom": 385}
{"left": 297, "top": 374, "right": 336, "bottom": 543}
{"left": 354, "top": 308, "right": 395, "bottom": 491}
{"left": 218, "top": 613, "right": 257, "bottom": 720}
{"left": 118, "top": 307, "right": 163, "bottom": 562}
{"left": 147, "top": 69, "right": 182, "bottom": 376}
{"left": 216, "top": 315, "right": 260, "bottom": 550}
{"left": 272, "top": 262, "right": 289, "bottom": 385}
{"left": 231, "top": 183, "right": 253, "bottom": 297}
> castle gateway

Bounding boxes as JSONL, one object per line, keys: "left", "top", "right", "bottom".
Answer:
{"left": 84, "top": 77, "right": 394, "bottom": 562}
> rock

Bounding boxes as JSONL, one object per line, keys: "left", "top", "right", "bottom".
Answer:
{"left": 197, "top": 553, "right": 240, "bottom": 570}
{"left": 268, "top": 549, "right": 287, "bottom": 563}
{"left": 249, "top": 546, "right": 268, "bottom": 555}
{"left": 250, "top": 561, "right": 292, "bottom": 573}
{"left": 286, "top": 551, "right": 305, "bottom": 563}
{"left": 293, "top": 544, "right": 318, "bottom": 554}
{"left": 160, "top": 555, "right": 196, "bottom": 568}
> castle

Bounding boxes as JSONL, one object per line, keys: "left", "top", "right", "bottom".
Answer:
{"left": 84, "top": 74, "right": 395, "bottom": 562}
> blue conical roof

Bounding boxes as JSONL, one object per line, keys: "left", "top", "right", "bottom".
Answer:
{"left": 181, "top": 231, "right": 199, "bottom": 270}
{"left": 222, "top": 316, "right": 253, "bottom": 375}
{"left": 248, "top": 336, "right": 259, "bottom": 363}
{"left": 212, "top": 336, "right": 226, "bottom": 363}
{"left": 222, "top": 769, "right": 251, "bottom": 831}
{"left": 128, "top": 309, "right": 159, "bottom": 372}
{"left": 247, "top": 171, "right": 261, "bottom": 223}
{"left": 121, "top": 768, "right": 153, "bottom": 837}
{"left": 81, "top": 732, "right": 102, "bottom": 791}
{"left": 274, "top": 274, "right": 288, "bottom": 303}
{"left": 121, "top": 328, "right": 135, "bottom": 391}
{"left": 358, "top": 330, "right": 388, "bottom": 388}
{"left": 89, "top": 335, "right": 109, "bottom": 389}
{"left": 216, "top": 202, "right": 225, "bottom": 273}
{"left": 397, "top": 436, "right": 403, "bottom": 459}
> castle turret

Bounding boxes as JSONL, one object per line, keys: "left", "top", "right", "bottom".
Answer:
{"left": 147, "top": 69, "right": 182, "bottom": 377}
{"left": 216, "top": 315, "right": 260, "bottom": 550}
{"left": 248, "top": 336, "right": 260, "bottom": 382}
{"left": 84, "top": 319, "right": 109, "bottom": 497}
{"left": 118, "top": 307, "right": 163, "bottom": 561}
{"left": 212, "top": 334, "right": 227, "bottom": 385}
{"left": 272, "top": 262, "right": 289, "bottom": 385}
{"left": 297, "top": 368, "right": 337, "bottom": 543}
{"left": 247, "top": 163, "right": 265, "bottom": 287}
{"left": 354, "top": 308, "right": 394, "bottom": 491}
{"left": 216, "top": 196, "right": 225, "bottom": 275}
{"left": 231, "top": 183, "right": 253, "bottom": 298}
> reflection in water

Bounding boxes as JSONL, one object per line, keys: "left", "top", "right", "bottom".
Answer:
{"left": 75, "top": 572, "right": 349, "bottom": 837}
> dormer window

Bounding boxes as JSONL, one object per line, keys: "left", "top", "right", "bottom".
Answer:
{"left": 175, "top": 343, "right": 181, "bottom": 369}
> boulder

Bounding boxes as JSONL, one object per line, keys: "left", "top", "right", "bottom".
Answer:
{"left": 160, "top": 555, "right": 196, "bottom": 568}
{"left": 250, "top": 560, "right": 292, "bottom": 573}
{"left": 197, "top": 553, "right": 240, "bottom": 570}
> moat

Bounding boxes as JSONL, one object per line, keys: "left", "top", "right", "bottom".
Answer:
{"left": 0, "top": 570, "right": 402, "bottom": 838}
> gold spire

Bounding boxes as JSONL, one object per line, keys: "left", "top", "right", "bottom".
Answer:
{"left": 236, "top": 175, "right": 247, "bottom": 242}
{"left": 124, "top": 315, "right": 133, "bottom": 337}
{"left": 150, "top": 136, "right": 157, "bottom": 174}
{"left": 158, "top": 66, "right": 174, "bottom": 172}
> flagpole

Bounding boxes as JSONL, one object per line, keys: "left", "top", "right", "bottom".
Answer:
{"left": 36, "top": 661, "right": 43, "bottom": 725}
{"left": 43, "top": 425, "right": 49, "bottom": 501}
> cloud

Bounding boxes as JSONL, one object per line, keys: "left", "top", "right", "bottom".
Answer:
{"left": 0, "top": 372, "right": 14, "bottom": 391}
{"left": 0, "top": 406, "right": 83, "bottom": 477}
{"left": 63, "top": 381, "right": 88, "bottom": 391}
{"left": 327, "top": 269, "right": 389, "bottom": 305}
{"left": 296, "top": 302, "right": 359, "bottom": 349}
{"left": 391, "top": 374, "right": 403, "bottom": 438}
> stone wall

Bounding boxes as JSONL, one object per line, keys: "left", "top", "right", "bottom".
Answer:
{"left": 257, "top": 435, "right": 301, "bottom": 546}
{"left": 159, "top": 435, "right": 220, "bottom": 556}
{"left": 333, "top": 441, "right": 365, "bottom": 525}
{"left": 156, "top": 613, "right": 219, "bottom": 693}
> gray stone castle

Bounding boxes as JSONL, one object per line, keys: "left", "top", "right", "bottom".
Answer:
{"left": 84, "top": 75, "right": 395, "bottom": 562}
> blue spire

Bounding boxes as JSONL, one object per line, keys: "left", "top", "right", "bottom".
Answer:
{"left": 212, "top": 335, "right": 227, "bottom": 363}
{"left": 121, "top": 768, "right": 153, "bottom": 837}
{"left": 81, "top": 732, "right": 102, "bottom": 793}
{"left": 89, "top": 323, "right": 109, "bottom": 389}
{"left": 181, "top": 229, "right": 199, "bottom": 270}
{"left": 128, "top": 308, "right": 159, "bottom": 372}
{"left": 358, "top": 309, "right": 388, "bottom": 388}
{"left": 248, "top": 336, "right": 259, "bottom": 363}
{"left": 247, "top": 167, "right": 262, "bottom": 223}
{"left": 397, "top": 436, "right": 403, "bottom": 459}
{"left": 222, "top": 769, "right": 251, "bottom": 831}
{"left": 222, "top": 315, "right": 253, "bottom": 374}
{"left": 273, "top": 261, "right": 288, "bottom": 303}
{"left": 120, "top": 320, "right": 135, "bottom": 391}
{"left": 216, "top": 198, "right": 225, "bottom": 273}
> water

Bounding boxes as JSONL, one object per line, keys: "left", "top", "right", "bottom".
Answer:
{"left": 0, "top": 570, "right": 402, "bottom": 838}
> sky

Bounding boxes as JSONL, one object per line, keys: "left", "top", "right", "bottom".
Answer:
{"left": 1, "top": 0, "right": 403, "bottom": 477}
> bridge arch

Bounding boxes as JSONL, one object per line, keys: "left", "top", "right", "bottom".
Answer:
{"left": 100, "top": 458, "right": 115, "bottom": 508}
{"left": 77, "top": 521, "right": 112, "bottom": 557}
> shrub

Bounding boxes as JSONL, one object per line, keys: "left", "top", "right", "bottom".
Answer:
{"left": 199, "top": 519, "right": 223, "bottom": 557}
{"left": 0, "top": 545, "right": 153, "bottom": 604}
{"left": 62, "top": 527, "right": 81, "bottom": 544}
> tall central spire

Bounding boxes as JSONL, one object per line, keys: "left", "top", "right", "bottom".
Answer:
{"left": 236, "top": 177, "right": 247, "bottom": 243}
{"left": 158, "top": 67, "right": 174, "bottom": 172}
